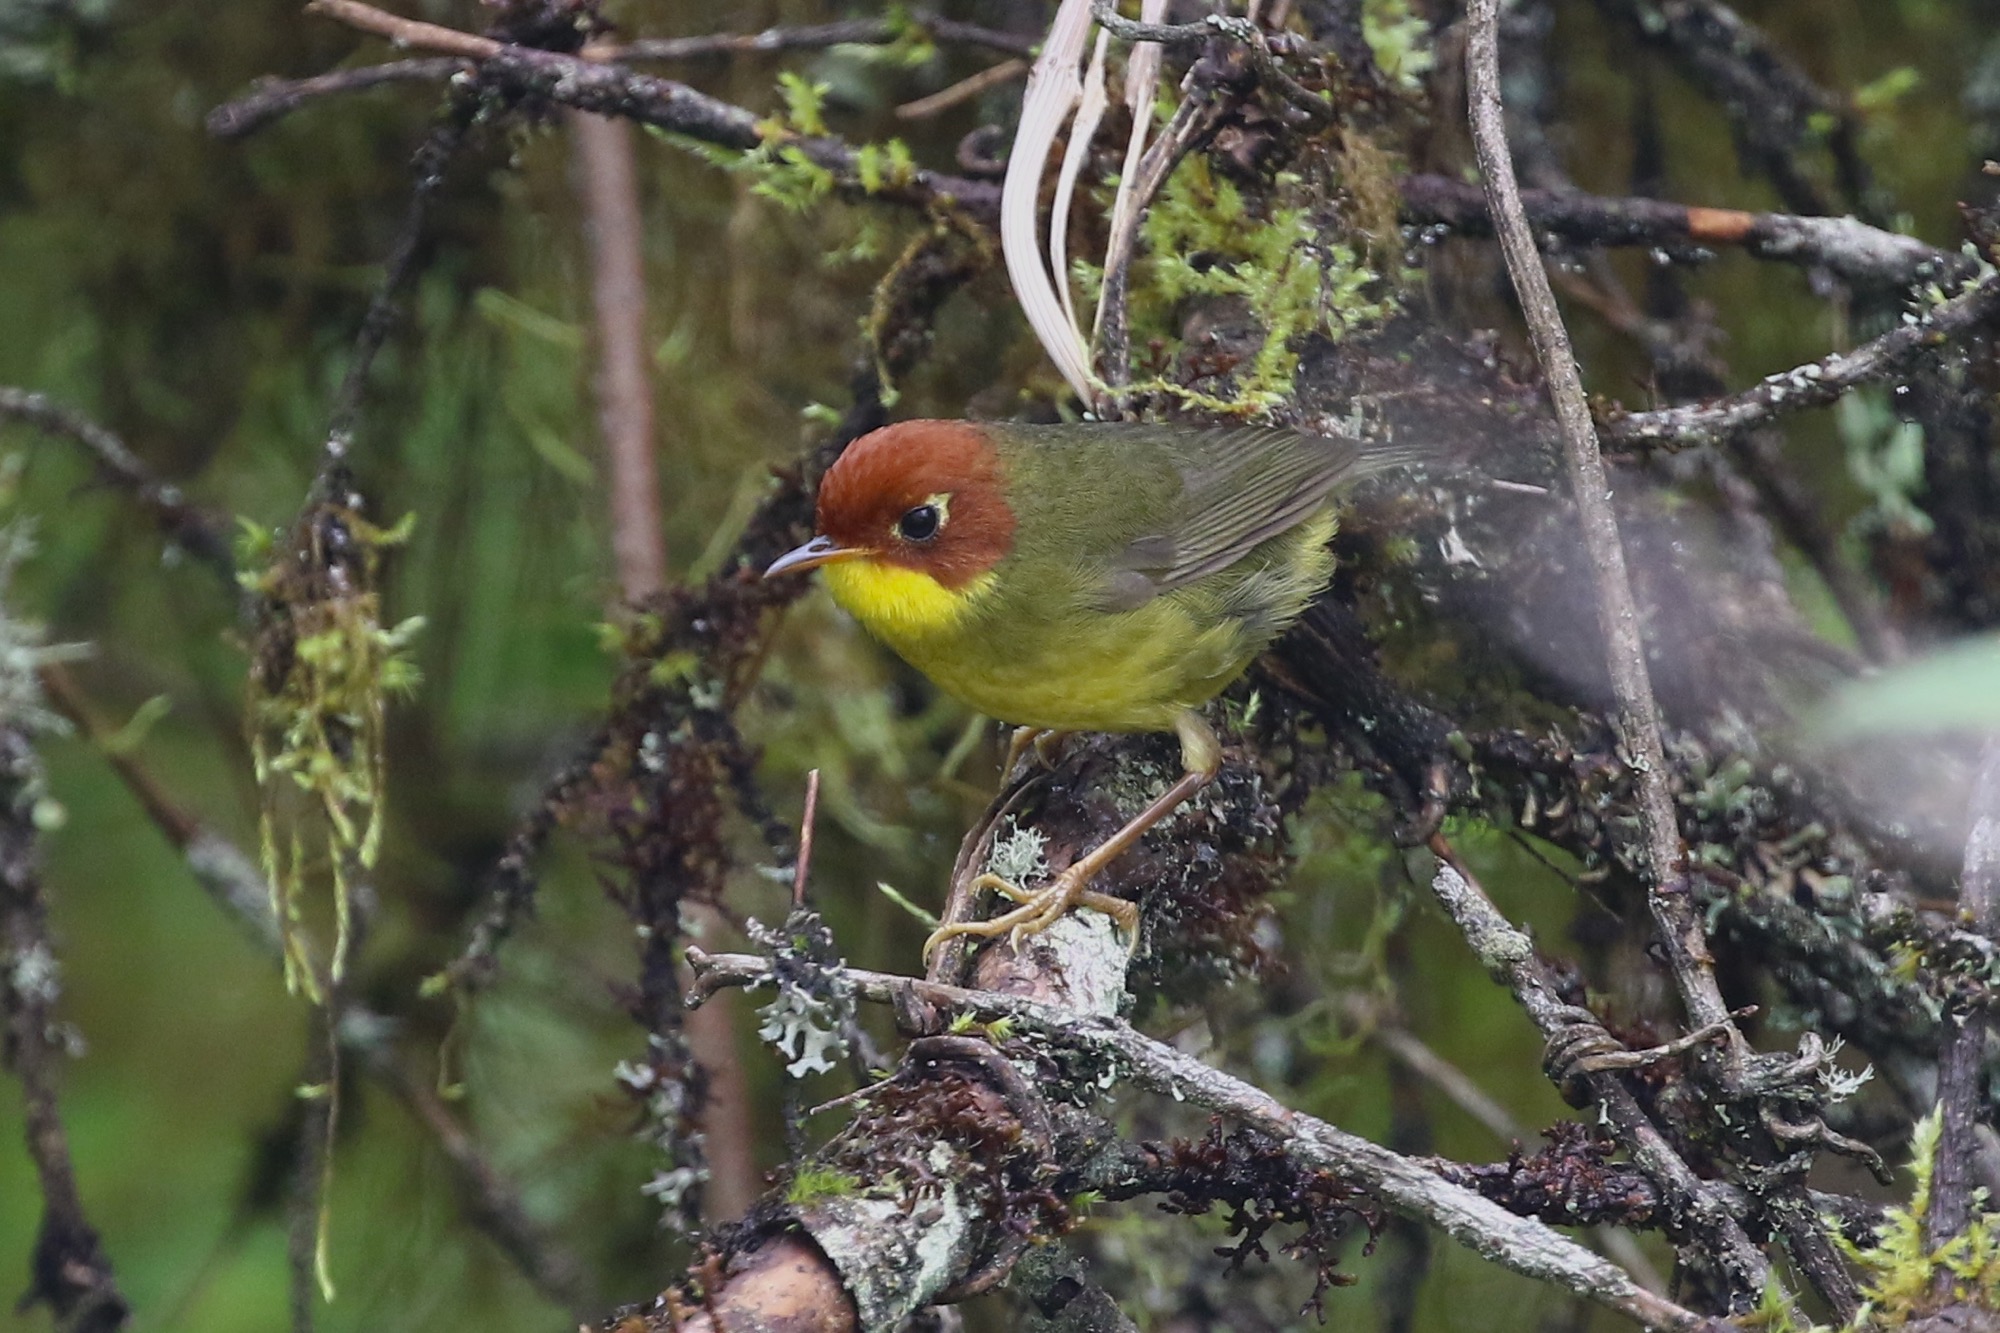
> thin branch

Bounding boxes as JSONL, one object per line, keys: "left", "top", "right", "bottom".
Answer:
{"left": 1089, "top": 0, "right": 1333, "bottom": 126}
{"left": 895, "top": 58, "right": 1029, "bottom": 121}
{"left": 0, "top": 386, "right": 234, "bottom": 580}
{"left": 206, "top": 59, "right": 471, "bottom": 139}
{"left": 793, "top": 769, "right": 822, "bottom": 906}
{"left": 1350, "top": 996, "right": 1519, "bottom": 1143}
{"left": 601, "top": 13, "right": 1039, "bottom": 62}
{"left": 299, "top": 0, "right": 1003, "bottom": 223}
{"left": 304, "top": 0, "right": 492, "bottom": 58}
{"left": 1095, "top": 89, "right": 1226, "bottom": 391}
{"left": 1603, "top": 271, "right": 2000, "bottom": 450}
{"left": 686, "top": 948, "right": 1725, "bottom": 1333}
{"left": 1423, "top": 841, "right": 1769, "bottom": 1302}
{"left": 1465, "top": 0, "right": 1717, "bottom": 1030}
{"left": 1399, "top": 174, "right": 1962, "bottom": 291}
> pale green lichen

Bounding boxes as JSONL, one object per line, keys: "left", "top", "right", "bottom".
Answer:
{"left": 986, "top": 818, "right": 1050, "bottom": 885}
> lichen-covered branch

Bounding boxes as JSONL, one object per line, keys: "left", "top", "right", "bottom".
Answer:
{"left": 294, "top": 0, "right": 1002, "bottom": 223}
{"left": 0, "top": 564, "right": 129, "bottom": 1332}
{"left": 682, "top": 948, "right": 1724, "bottom": 1332}
{"left": 1603, "top": 271, "right": 2000, "bottom": 451}
{"left": 1399, "top": 173, "right": 1961, "bottom": 291}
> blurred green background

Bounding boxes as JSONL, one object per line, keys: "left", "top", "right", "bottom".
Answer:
{"left": 0, "top": 1, "right": 1991, "bottom": 1329}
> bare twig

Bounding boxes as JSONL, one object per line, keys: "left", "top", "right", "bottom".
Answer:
{"left": 304, "top": 0, "right": 491, "bottom": 58}
{"left": 1603, "top": 272, "right": 2000, "bottom": 450}
{"left": 793, "top": 769, "right": 822, "bottom": 906}
{"left": 1349, "top": 996, "right": 1520, "bottom": 1143}
{"left": 1089, "top": 0, "right": 1333, "bottom": 126}
{"left": 895, "top": 59, "right": 1029, "bottom": 121}
{"left": 1095, "top": 89, "right": 1226, "bottom": 391}
{"left": 687, "top": 948, "right": 1725, "bottom": 1333}
{"left": 206, "top": 59, "right": 471, "bottom": 138}
{"left": 1465, "top": 0, "right": 1714, "bottom": 1029}
{"left": 0, "top": 386, "right": 234, "bottom": 580}
{"left": 600, "top": 13, "right": 1038, "bottom": 62}
{"left": 1399, "top": 174, "right": 1961, "bottom": 291}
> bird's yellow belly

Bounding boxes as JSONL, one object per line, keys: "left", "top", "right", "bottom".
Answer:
{"left": 897, "top": 602, "right": 1254, "bottom": 734}
{"left": 820, "top": 541, "right": 1307, "bottom": 735}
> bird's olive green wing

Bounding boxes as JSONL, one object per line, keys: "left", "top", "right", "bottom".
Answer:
{"left": 1095, "top": 426, "right": 1424, "bottom": 611}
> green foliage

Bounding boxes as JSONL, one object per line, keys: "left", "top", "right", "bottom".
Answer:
{"left": 776, "top": 72, "right": 831, "bottom": 137}
{"left": 1132, "top": 158, "right": 1394, "bottom": 416}
{"left": 786, "top": 1163, "right": 862, "bottom": 1205}
{"left": 1361, "top": 0, "right": 1436, "bottom": 91}
{"left": 853, "top": 138, "right": 916, "bottom": 195}
{"left": 1855, "top": 66, "right": 1924, "bottom": 113}
{"left": 1837, "top": 1108, "right": 2000, "bottom": 1327}
{"left": 244, "top": 509, "right": 423, "bottom": 1001}
{"left": 1839, "top": 389, "right": 1931, "bottom": 538}
{"left": 1813, "top": 632, "right": 2000, "bottom": 736}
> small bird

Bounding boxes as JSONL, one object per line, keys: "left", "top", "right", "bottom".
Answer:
{"left": 766, "top": 419, "right": 1422, "bottom": 957}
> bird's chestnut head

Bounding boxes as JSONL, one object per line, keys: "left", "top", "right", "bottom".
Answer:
{"left": 766, "top": 420, "right": 1017, "bottom": 591}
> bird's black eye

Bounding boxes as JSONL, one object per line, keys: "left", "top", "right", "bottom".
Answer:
{"left": 897, "top": 503, "right": 942, "bottom": 543}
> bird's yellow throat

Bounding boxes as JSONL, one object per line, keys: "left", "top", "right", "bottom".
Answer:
{"left": 822, "top": 557, "right": 992, "bottom": 640}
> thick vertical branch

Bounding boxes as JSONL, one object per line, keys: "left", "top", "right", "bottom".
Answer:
{"left": 575, "top": 112, "right": 669, "bottom": 598}
{"left": 1463, "top": 0, "right": 1710, "bottom": 1035}
{"left": 572, "top": 107, "right": 760, "bottom": 1222}
{"left": 1929, "top": 738, "right": 2000, "bottom": 1250}
{"left": 1463, "top": 4, "right": 1858, "bottom": 1316}
{"left": 1, "top": 665, "right": 130, "bottom": 1333}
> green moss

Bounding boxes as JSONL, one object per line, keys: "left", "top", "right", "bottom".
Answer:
{"left": 1361, "top": 0, "right": 1436, "bottom": 91}
{"left": 244, "top": 507, "right": 423, "bottom": 1002}
{"left": 1831, "top": 1108, "right": 2000, "bottom": 1329}
{"left": 787, "top": 1163, "right": 863, "bottom": 1206}
{"left": 1129, "top": 158, "right": 1394, "bottom": 416}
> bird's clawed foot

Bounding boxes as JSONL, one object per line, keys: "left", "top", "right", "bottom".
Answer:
{"left": 1001, "top": 727, "right": 1072, "bottom": 779}
{"left": 922, "top": 870, "right": 1137, "bottom": 961}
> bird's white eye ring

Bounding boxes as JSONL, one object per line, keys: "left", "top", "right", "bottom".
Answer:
{"left": 894, "top": 493, "right": 951, "bottom": 543}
